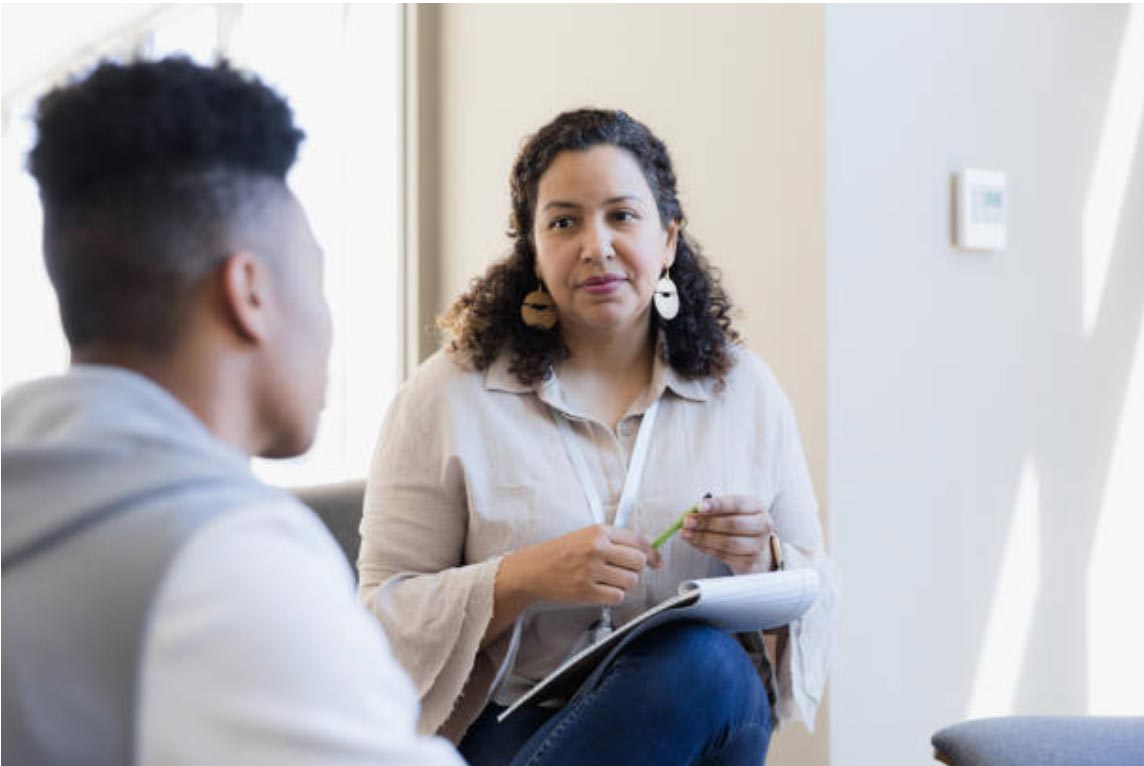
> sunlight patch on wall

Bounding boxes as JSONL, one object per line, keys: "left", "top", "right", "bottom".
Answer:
{"left": 967, "top": 459, "right": 1041, "bottom": 718}
{"left": 1083, "top": 4, "right": 1144, "bottom": 334}
{"left": 1087, "top": 329, "right": 1144, "bottom": 714}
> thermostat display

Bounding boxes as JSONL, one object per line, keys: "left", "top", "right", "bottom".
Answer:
{"left": 955, "top": 169, "right": 1007, "bottom": 252}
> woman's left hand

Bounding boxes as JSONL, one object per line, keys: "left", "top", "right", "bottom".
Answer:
{"left": 682, "top": 494, "right": 775, "bottom": 575}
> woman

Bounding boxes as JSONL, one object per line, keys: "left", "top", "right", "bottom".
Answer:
{"left": 358, "top": 109, "right": 837, "bottom": 765}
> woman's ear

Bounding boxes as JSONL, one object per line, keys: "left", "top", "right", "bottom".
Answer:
{"left": 219, "top": 251, "right": 273, "bottom": 344}
{"left": 664, "top": 219, "right": 681, "bottom": 269}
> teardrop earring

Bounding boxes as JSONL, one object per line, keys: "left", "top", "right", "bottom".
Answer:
{"left": 653, "top": 267, "right": 680, "bottom": 321}
{"left": 521, "top": 280, "right": 558, "bottom": 330}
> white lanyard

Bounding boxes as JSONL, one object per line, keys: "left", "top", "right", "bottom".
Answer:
{"left": 551, "top": 398, "right": 660, "bottom": 642}
{"left": 551, "top": 398, "right": 660, "bottom": 530}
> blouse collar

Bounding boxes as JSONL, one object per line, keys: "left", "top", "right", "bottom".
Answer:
{"left": 482, "top": 338, "right": 714, "bottom": 419}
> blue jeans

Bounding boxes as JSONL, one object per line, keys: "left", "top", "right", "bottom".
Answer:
{"left": 459, "top": 621, "right": 772, "bottom": 766}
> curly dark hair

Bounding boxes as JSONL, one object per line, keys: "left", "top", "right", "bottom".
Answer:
{"left": 29, "top": 56, "right": 304, "bottom": 352}
{"left": 439, "top": 108, "right": 739, "bottom": 386}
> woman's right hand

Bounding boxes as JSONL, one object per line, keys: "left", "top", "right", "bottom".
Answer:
{"left": 484, "top": 524, "right": 661, "bottom": 647}
{"left": 500, "top": 524, "right": 662, "bottom": 607}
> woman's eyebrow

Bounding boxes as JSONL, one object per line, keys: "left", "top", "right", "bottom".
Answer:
{"left": 541, "top": 195, "right": 645, "bottom": 212}
{"left": 542, "top": 200, "right": 581, "bottom": 212}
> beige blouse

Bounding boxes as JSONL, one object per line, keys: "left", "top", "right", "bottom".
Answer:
{"left": 358, "top": 343, "right": 838, "bottom": 743}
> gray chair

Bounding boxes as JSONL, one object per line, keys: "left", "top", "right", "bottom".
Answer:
{"left": 932, "top": 716, "right": 1144, "bottom": 765}
{"left": 292, "top": 480, "right": 366, "bottom": 578}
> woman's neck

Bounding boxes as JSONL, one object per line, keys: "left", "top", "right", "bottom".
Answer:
{"left": 561, "top": 320, "right": 654, "bottom": 374}
{"left": 558, "top": 323, "right": 656, "bottom": 429}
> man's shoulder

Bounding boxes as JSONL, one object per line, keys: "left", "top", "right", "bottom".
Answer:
{"left": 139, "top": 491, "right": 465, "bottom": 766}
{"left": 173, "top": 491, "right": 347, "bottom": 583}
{"left": 145, "top": 490, "right": 361, "bottom": 662}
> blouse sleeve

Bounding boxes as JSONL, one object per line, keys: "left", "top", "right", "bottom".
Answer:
{"left": 761, "top": 366, "right": 840, "bottom": 733}
{"left": 356, "top": 377, "right": 501, "bottom": 737}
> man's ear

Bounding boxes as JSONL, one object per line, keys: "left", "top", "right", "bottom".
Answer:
{"left": 219, "top": 251, "right": 273, "bottom": 344}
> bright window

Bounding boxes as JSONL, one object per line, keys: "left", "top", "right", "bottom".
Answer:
{"left": 1, "top": 4, "right": 404, "bottom": 487}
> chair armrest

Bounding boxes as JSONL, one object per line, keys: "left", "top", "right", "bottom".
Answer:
{"left": 292, "top": 480, "right": 367, "bottom": 573}
{"left": 932, "top": 716, "right": 1144, "bottom": 766}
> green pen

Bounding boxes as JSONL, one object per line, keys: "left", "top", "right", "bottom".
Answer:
{"left": 651, "top": 506, "right": 696, "bottom": 549}
{"left": 651, "top": 493, "right": 712, "bottom": 549}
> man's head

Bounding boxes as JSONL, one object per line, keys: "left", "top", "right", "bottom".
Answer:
{"left": 28, "top": 57, "right": 331, "bottom": 457}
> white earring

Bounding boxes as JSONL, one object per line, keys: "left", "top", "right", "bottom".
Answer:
{"left": 653, "top": 267, "right": 680, "bottom": 321}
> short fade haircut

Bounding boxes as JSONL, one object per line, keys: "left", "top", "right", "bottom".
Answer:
{"left": 28, "top": 56, "right": 304, "bottom": 352}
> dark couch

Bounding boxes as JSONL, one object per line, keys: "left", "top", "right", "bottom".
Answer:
{"left": 292, "top": 480, "right": 366, "bottom": 578}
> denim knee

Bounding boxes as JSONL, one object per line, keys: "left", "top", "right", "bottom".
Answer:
{"left": 613, "top": 621, "right": 770, "bottom": 728}
{"left": 512, "top": 623, "right": 773, "bottom": 766}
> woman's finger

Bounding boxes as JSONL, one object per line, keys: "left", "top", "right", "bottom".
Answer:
{"left": 608, "top": 527, "right": 655, "bottom": 554}
{"left": 684, "top": 528, "right": 765, "bottom": 557}
{"left": 607, "top": 527, "right": 660, "bottom": 568}
{"left": 604, "top": 542, "right": 647, "bottom": 573}
{"left": 698, "top": 494, "right": 766, "bottom": 516}
{"left": 591, "top": 583, "right": 627, "bottom": 606}
{"left": 686, "top": 512, "right": 772, "bottom": 537}
{"left": 596, "top": 563, "right": 640, "bottom": 593}
{"left": 685, "top": 537, "right": 764, "bottom": 571}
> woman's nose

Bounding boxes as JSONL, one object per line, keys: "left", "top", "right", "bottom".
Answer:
{"left": 580, "top": 220, "right": 616, "bottom": 261}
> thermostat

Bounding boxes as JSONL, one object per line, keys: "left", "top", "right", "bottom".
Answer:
{"left": 955, "top": 169, "right": 1007, "bottom": 252}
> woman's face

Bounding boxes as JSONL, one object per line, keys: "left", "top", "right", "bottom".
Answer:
{"left": 532, "top": 145, "right": 678, "bottom": 341}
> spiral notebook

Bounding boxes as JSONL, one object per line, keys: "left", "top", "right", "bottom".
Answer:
{"left": 497, "top": 568, "right": 820, "bottom": 722}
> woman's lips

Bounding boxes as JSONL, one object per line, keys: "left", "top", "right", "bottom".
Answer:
{"left": 579, "top": 274, "right": 626, "bottom": 294}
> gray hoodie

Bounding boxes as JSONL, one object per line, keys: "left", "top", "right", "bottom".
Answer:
{"left": 2, "top": 366, "right": 285, "bottom": 765}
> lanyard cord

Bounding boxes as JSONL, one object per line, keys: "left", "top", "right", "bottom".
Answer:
{"left": 551, "top": 398, "right": 660, "bottom": 640}
{"left": 551, "top": 398, "right": 660, "bottom": 528}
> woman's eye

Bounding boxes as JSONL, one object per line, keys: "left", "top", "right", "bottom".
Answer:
{"left": 549, "top": 216, "right": 574, "bottom": 230}
{"left": 611, "top": 210, "right": 637, "bottom": 223}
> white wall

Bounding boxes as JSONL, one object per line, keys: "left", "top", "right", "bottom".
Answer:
{"left": 422, "top": 6, "right": 828, "bottom": 764}
{"left": 826, "top": 5, "right": 1144, "bottom": 764}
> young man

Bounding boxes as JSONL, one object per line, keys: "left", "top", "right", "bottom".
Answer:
{"left": 1, "top": 57, "right": 463, "bottom": 766}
